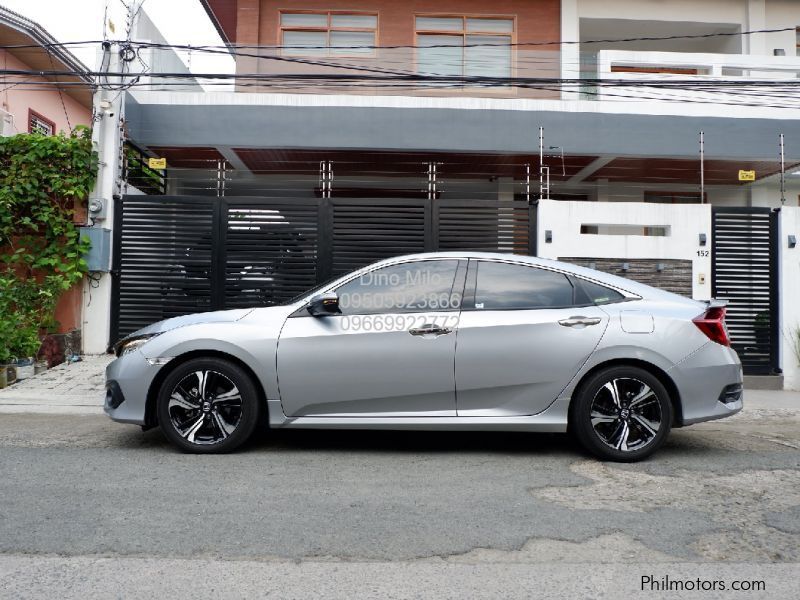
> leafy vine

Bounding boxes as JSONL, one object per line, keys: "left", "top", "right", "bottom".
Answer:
{"left": 0, "top": 127, "right": 98, "bottom": 361}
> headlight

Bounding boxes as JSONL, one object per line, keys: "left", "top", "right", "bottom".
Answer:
{"left": 114, "top": 333, "right": 161, "bottom": 357}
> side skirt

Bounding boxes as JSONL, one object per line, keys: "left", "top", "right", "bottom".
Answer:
{"left": 266, "top": 397, "right": 571, "bottom": 432}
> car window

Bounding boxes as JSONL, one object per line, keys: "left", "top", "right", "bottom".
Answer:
{"left": 335, "top": 260, "right": 461, "bottom": 315}
{"left": 473, "top": 261, "right": 574, "bottom": 310}
{"left": 574, "top": 279, "right": 626, "bottom": 305}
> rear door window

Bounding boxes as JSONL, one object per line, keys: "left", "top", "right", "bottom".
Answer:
{"left": 473, "top": 261, "right": 575, "bottom": 310}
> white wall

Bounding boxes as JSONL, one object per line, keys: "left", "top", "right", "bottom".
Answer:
{"left": 537, "top": 199, "right": 713, "bottom": 299}
{"left": 779, "top": 206, "right": 800, "bottom": 390}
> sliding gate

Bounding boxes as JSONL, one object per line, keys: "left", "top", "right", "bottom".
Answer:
{"left": 711, "top": 207, "right": 779, "bottom": 375}
{"left": 111, "top": 195, "right": 532, "bottom": 340}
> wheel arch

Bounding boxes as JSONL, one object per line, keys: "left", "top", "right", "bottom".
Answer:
{"left": 144, "top": 349, "right": 268, "bottom": 428}
{"left": 569, "top": 358, "right": 684, "bottom": 427}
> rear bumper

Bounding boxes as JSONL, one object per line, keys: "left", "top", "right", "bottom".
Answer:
{"left": 668, "top": 342, "right": 743, "bottom": 425}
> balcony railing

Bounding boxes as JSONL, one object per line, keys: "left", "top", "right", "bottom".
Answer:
{"left": 589, "top": 50, "right": 800, "bottom": 108}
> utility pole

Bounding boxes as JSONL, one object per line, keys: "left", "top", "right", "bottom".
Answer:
{"left": 82, "top": 40, "right": 127, "bottom": 354}
{"left": 699, "top": 131, "right": 705, "bottom": 203}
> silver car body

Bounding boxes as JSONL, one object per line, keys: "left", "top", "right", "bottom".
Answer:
{"left": 105, "top": 252, "right": 743, "bottom": 431}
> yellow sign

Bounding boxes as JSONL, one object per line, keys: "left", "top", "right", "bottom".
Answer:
{"left": 148, "top": 157, "right": 167, "bottom": 170}
{"left": 738, "top": 170, "right": 756, "bottom": 182}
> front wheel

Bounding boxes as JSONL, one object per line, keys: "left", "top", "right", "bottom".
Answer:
{"left": 570, "top": 366, "right": 673, "bottom": 462}
{"left": 156, "top": 357, "right": 261, "bottom": 453}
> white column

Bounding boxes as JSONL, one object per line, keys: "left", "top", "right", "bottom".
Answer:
{"left": 560, "top": 0, "right": 580, "bottom": 100}
{"left": 81, "top": 43, "right": 125, "bottom": 354}
{"left": 779, "top": 207, "right": 800, "bottom": 390}
{"left": 746, "top": 0, "right": 767, "bottom": 56}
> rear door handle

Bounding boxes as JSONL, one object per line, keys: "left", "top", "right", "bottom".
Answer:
{"left": 409, "top": 324, "right": 452, "bottom": 337}
{"left": 558, "top": 316, "right": 602, "bottom": 327}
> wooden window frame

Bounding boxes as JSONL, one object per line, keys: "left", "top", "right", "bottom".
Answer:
{"left": 414, "top": 14, "right": 516, "bottom": 79}
{"left": 28, "top": 109, "right": 55, "bottom": 136}
{"left": 279, "top": 9, "right": 379, "bottom": 58}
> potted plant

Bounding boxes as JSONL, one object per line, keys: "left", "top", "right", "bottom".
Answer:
{"left": 0, "top": 343, "right": 11, "bottom": 389}
{"left": 9, "top": 323, "right": 41, "bottom": 381}
{"left": 754, "top": 311, "right": 771, "bottom": 348}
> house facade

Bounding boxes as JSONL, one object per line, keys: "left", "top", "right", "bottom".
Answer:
{"left": 82, "top": 0, "right": 800, "bottom": 388}
{"left": 0, "top": 6, "right": 93, "bottom": 342}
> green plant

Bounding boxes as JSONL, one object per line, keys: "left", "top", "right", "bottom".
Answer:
{"left": 0, "top": 127, "right": 98, "bottom": 360}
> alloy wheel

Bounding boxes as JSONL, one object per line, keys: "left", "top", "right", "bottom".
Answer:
{"left": 167, "top": 369, "right": 243, "bottom": 445}
{"left": 589, "top": 377, "right": 663, "bottom": 452}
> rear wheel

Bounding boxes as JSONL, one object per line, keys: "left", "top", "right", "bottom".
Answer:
{"left": 570, "top": 366, "right": 672, "bottom": 462}
{"left": 157, "top": 357, "right": 261, "bottom": 453}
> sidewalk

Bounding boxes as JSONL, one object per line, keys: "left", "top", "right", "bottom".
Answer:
{"left": 1, "top": 354, "right": 799, "bottom": 416}
{"left": 0, "top": 355, "right": 112, "bottom": 414}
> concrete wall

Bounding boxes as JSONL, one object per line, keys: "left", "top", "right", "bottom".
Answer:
{"left": 779, "top": 206, "right": 800, "bottom": 390}
{"left": 0, "top": 49, "right": 91, "bottom": 135}
{"left": 536, "top": 199, "right": 713, "bottom": 300}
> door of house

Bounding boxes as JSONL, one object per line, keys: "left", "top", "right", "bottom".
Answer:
{"left": 711, "top": 207, "right": 779, "bottom": 375}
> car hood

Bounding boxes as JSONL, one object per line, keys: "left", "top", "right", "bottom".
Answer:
{"left": 118, "top": 308, "right": 255, "bottom": 342}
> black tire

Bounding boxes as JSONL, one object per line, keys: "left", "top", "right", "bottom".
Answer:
{"left": 156, "top": 357, "right": 261, "bottom": 454}
{"left": 570, "top": 366, "right": 673, "bottom": 462}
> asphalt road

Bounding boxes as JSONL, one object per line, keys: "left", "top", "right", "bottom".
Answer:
{"left": 0, "top": 408, "right": 798, "bottom": 599}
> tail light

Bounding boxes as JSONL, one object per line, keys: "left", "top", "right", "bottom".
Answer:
{"left": 693, "top": 306, "right": 730, "bottom": 347}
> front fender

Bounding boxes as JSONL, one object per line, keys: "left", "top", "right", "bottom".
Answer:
{"left": 141, "top": 321, "right": 281, "bottom": 405}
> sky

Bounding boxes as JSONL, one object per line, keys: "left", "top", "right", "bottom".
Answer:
{"left": 2, "top": 0, "right": 234, "bottom": 80}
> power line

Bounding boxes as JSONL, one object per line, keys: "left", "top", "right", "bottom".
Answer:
{"left": 0, "top": 26, "right": 796, "bottom": 52}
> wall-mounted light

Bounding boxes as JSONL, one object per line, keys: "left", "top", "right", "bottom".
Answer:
{"left": 621, "top": 262, "right": 630, "bottom": 272}
{"left": 656, "top": 263, "right": 665, "bottom": 272}
{"left": 699, "top": 233, "right": 707, "bottom": 246}
{"left": 790, "top": 235, "right": 797, "bottom": 249}
{"left": 545, "top": 230, "right": 552, "bottom": 243}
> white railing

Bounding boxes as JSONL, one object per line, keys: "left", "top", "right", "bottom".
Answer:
{"left": 593, "top": 50, "right": 800, "bottom": 108}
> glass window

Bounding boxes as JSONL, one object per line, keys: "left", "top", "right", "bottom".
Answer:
{"left": 465, "top": 35, "right": 511, "bottom": 77}
{"left": 331, "top": 14, "right": 377, "bottom": 28}
{"left": 335, "top": 261, "right": 461, "bottom": 315}
{"left": 331, "top": 31, "right": 376, "bottom": 55}
{"left": 466, "top": 18, "right": 514, "bottom": 33}
{"left": 415, "top": 16, "right": 513, "bottom": 79}
{"left": 283, "top": 31, "right": 327, "bottom": 56}
{"left": 417, "top": 35, "right": 463, "bottom": 76}
{"left": 281, "top": 13, "right": 327, "bottom": 27}
{"left": 281, "top": 12, "right": 377, "bottom": 57}
{"left": 575, "top": 279, "right": 625, "bottom": 306}
{"left": 474, "top": 262, "right": 575, "bottom": 310}
{"left": 416, "top": 17, "right": 463, "bottom": 31}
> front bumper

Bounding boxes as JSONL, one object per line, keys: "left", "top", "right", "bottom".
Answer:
{"left": 668, "top": 342, "right": 744, "bottom": 426}
{"left": 104, "top": 350, "right": 164, "bottom": 425}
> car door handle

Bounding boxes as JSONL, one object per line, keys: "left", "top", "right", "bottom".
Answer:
{"left": 409, "top": 324, "right": 452, "bottom": 337}
{"left": 558, "top": 316, "right": 602, "bottom": 327}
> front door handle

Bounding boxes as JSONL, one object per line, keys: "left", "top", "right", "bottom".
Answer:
{"left": 409, "top": 324, "right": 452, "bottom": 337}
{"left": 558, "top": 316, "right": 602, "bottom": 327}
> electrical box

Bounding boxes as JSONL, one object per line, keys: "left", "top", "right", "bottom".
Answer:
{"left": 79, "top": 227, "right": 112, "bottom": 272}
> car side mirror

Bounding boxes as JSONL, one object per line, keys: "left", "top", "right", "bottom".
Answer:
{"left": 307, "top": 292, "right": 340, "bottom": 317}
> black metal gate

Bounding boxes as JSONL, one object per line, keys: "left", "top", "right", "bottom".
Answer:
{"left": 111, "top": 195, "right": 533, "bottom": 340}
{"left": 712, "top": 207, "right": 779, "bottom": 375}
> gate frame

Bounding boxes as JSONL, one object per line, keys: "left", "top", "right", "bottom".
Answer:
{"left": 711, "top": 205, "right": 780, "bottom": 376}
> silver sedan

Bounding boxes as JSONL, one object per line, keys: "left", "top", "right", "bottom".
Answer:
{"left": 105, "top": 252, "right": 743, "bottom": 461}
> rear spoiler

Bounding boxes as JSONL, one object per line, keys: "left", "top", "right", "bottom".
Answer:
{"left": 704, "top": 299, "right": 728, "bottom": 309}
